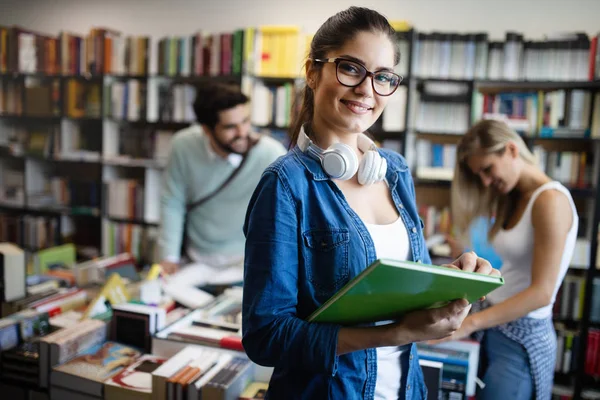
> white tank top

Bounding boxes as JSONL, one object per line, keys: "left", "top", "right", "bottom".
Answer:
{"left": 364, "top": 216, "right": 411, "bottom": 400}
{"left": 489, "top": 181, "right": 578, "bottom": 319}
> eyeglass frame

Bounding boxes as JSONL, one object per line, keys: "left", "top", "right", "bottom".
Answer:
{"left": 312, "top": 57, "right": 403, "bottom": 96}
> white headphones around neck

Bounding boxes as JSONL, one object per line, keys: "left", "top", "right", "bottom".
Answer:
{"left": 297, "top": 125, "right": 387, "bottom": 185}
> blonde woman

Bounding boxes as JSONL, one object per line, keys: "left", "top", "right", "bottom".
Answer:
{"left": 437, "top": 119, "right": 578, "bottom": 399}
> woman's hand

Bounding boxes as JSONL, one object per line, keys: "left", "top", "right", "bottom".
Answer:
{"left": 427, "top": 314, "right": 478, "bottom": 345}
{"left": 447, "top": 251, "right": 500, "bottom": 276}
{"left": 383, "top": 299, "right": 472, "bottom": 345}
{"left": 444, "top": 251, "right": 501, "bottom": 301}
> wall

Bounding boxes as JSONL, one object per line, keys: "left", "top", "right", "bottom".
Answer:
{"left": 1, "top": 0, "right": 599, "bottom": 40}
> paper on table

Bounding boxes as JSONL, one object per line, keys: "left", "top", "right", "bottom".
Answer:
{"left": 160, "top": 262, "right": 243, "bottom": 309}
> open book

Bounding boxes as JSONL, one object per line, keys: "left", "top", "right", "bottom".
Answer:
{"left": 307, "top": 258, "right": 504, "bottom": 325}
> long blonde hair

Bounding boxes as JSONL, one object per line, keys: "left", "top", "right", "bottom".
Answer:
{"left": 451, "top": 119, "right": 537, "bottom": 240}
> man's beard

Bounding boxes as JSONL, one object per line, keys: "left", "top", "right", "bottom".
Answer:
{"left": 213, "top": 135, "right": 253, "bottom": 155}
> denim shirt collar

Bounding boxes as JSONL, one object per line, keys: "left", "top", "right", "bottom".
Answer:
{"left": 291, "top": 145, "right": 409, "bottom": 187}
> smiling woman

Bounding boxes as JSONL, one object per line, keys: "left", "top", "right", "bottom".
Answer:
{"left": 241, "top": 6, "right": 500, "bottom": 400}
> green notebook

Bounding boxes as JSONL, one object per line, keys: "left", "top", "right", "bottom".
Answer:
{"left": 307, "top": 258, "right": 504, "bottom": 325}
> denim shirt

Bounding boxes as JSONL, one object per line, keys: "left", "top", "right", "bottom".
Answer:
{"left": 242, "top": 146, "right": 430, "bottom": 400}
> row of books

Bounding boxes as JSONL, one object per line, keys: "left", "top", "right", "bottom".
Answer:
{"left": 104, "top": 180, "right": 146, "bottom": 221}
{"left": 0, "top": 167, "right": 24, "bottom": 205}
{"left": 106, "top": 127, "right": 173, "bottom": 164}
{"left": 412, "top": 31, "right": 599, "bottom": 81}
{"left": 474, "top": 90, "right": 596, "bottom": 136}
{"left": 414, "top": 141, "right": 456, "bottom": 181}
{"left": 555, "top": 328, "right": 580, "bottom": 375}
{"left": 418, "top": 205, "right": 452, "bottom": 239}
{"left": 415, "top": 102, "right": 470, "bottom": 135}
{"left": 157, "top": 30, "right": 246, "bottom": 77}
{"left": 535, "top": 150, "right": 596, "bottom": 189}
{"left": 585, "top": 328, "right": 600, "bottom": 378}
{"left": 250, "top": 81, "right": 296, "bottom": 128}
{"left": 0, "top": 78, "right": 101, "bottom": 119}
{"left": 102, "top": 220, "right": 159, "bottom": 264}
{"left": 0, "top": 26, "right": 150, "bottom": 75}
{"left": 0, "top": 214, "right": 59, "bottom": 252}
{"left": 554, "top": 276, "right": 587, "bottom": 321}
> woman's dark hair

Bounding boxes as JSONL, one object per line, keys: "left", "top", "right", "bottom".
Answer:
{"left": 289, "top": 6, "right": 400, "bottom": 147}
{"left": 193, "top": 82, "right": 249, "bottom": 130}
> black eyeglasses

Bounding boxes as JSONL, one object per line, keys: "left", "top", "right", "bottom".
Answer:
{"left": 313, "top": 57, "right": 403, "bottom": 96}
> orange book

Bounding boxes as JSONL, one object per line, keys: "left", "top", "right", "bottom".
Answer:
{"left": 104, "top": 36, "right": 112, "bottom": 74}
{"left": 167, "top": 365, "right": 191, "bottom": 385}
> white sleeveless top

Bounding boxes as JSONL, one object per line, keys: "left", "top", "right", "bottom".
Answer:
{"left": 489, "top": 181, "right": 578, "bottom": 319}
{"left": 364, "top": 216, "right": 411, "bottom": 400}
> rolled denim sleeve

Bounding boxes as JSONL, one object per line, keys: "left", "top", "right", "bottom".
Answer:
{"left": 242, "top": 170, "right": 341, "bottom": 375}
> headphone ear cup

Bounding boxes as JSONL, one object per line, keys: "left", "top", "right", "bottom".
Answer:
{"left": 377, "top": 157, "right": 387, "bottom": 182}
{"left": 358, "top": 150, "right": 376, "bottom": 185}
{"left": 322, "top": 143, "right": 358, "bottom": 180}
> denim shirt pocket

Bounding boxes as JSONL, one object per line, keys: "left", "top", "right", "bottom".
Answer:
{"left": 302, "top": 228, "right": 350, "bottom": 296}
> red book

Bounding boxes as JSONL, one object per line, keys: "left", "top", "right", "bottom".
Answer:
{"left": 589, "top": 36, "right": 597, "bottom": 81}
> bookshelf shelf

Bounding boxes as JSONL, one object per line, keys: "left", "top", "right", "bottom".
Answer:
{"left": 414, "top": 179, "right": 452, "bottom": 187}
{"left": 555, "top": 372, "right": 576, "bottom": 386}
{"left": 370, "top": 130, "right": 406, "bottom": 141}
{"left": 254, "top": 123, "right": 288, "bottom": 130}
{"left": 475, "top": 80, "right": 600, "bottom": 92}
{"left": 119, "top": 120, "right": 191, "bottom": 130}
{"left": 419, "top": 93, "right": 471, "bottom": 103}
{"left": 553, "top": 317, "right": 582, "bottom": 328}
{"left": 26, "top": 205, "right": 101, "bottom": 217}
{"left": 63, "top": 117, "right": 103, "bottom": 122}
{"left": 0, "top": 72, "right": 61, "bottom": 79}
{"left": 415, "top": 130, "right": 465, "bottom": 137}
{"left": 157, "top": 74, "right": 242, "bottom": 84}
{"left": 102, "top": 158, "right": 165, "bottom": 169}
{"left": 533, "top": 136, "right": 600, "bottom": 143}
{"left": 253, "top": 76, "right": 302, "bottom": 84}
{"left": 0, "top": 153, "right": 103, "bottom": 165}
{"left": 0, "top": 114, "right": 61, "bottom": 122}
{"left": 416, "top": 77, "right": 474, "bottom": 85}
{"left": 105, "top": 216, "right": 159, "bottom": 227}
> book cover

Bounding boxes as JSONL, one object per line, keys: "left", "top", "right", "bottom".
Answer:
{"left": 52, "top": 341, "right": 141, "bottom": 383}
{"left": 104, "top": 354, "right": 165, "bottom": 398}
{"left": 307, "top": 258, "right": 504, "bottom": 325}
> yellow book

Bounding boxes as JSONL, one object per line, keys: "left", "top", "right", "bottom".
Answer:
{"left": 536, "top": 91, "right": 544, "bottom": 134}
{"left": 82, "top": 273, "right": 130, "bottom": 319}
{"left": 260, "top": 33, "right": 272, "bottom": 77}
{"left": 0, "top": 29, "right": 7, "bottom": 73}
{"left": 243, "top": 27, "right": 255, "bottom": 75}
{"left": 145, "top": 264, "right": 163, "bottom": 281}
{"left": 286, "top": 32, "right": 299, "bottom": 77}
{"left": 259, "top": 25, "right": 299, "bottom": 34}
{"left": 389, "top": 20, "right": 412, "bottom": 32}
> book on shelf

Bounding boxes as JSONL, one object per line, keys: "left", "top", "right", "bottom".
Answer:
{"left": 50, "top": 341, "right": 142, "bottom": 399}
{"left": 307, "top": 258, "right": 504, "bottom": 325}
{"left": 104, "top": 354, "right": 166, "bottom": 400}
{"left": 151, "top": 345, "right": 234, "bottom": 400}
{"left": 416, "top": 342, "right": 470, "bottom": 399}
{"left": 585, "top": 328, "right": 600, "bottom": 378}
{"left": 555, "top": 328, "right": 580, "bottom": 375}
{"left": 38, "top": 318, "right": 107, "bottom": 387}
{"left": 0, "top": 242, "right": 26, "bottom": 302}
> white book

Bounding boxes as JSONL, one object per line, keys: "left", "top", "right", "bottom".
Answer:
{"left": 382, "top": 86, "right": 407, "bottom": 132}
{"left": 0, "top": 243, "right": 25, "bottom": 302}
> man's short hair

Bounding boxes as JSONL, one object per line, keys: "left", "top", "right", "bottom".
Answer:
{"left": 193, "top": 82, "right": 249, "bottom": 130}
